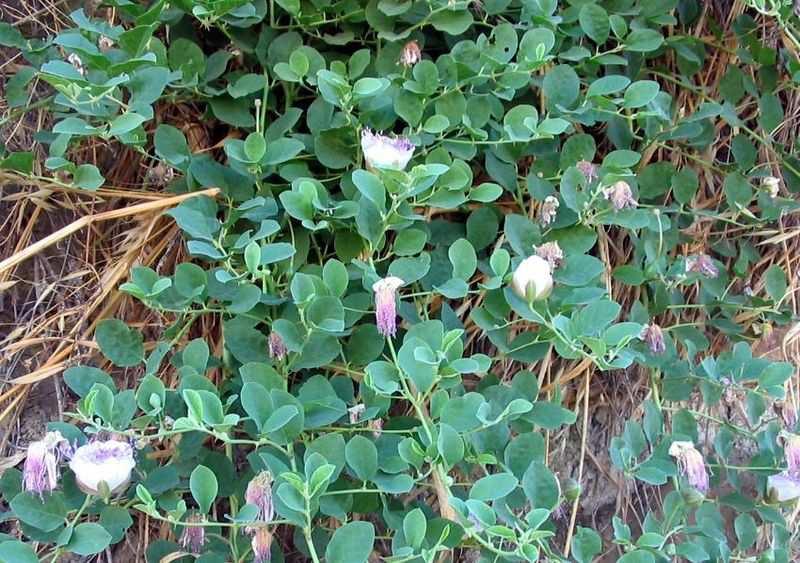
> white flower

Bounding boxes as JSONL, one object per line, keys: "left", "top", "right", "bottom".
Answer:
{"left": 511, "top": 255, "right": 553, "bottom": 301}
{"left": 69, "top": 439, "right": 135, "bottom": 495}
{"left": 762, "top": 176, "right": 780, "bottom": 198}
{"left": 767, "top": 472, "right": 800, "bottom": 502}
{"left": 361, "top": 130, "right": 414, "bottom": 171}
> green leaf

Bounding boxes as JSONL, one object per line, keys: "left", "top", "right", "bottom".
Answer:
{"left": 189, "top": 465, "right": 218, "bottom": 514}
{"left": 345, "top": 435, "right": 378, "bottom": 481}
{"left": 734, "top": 513, "right": 757, "bottom": 550}
{"left": 0, "top": 22, "right": 27, "bottom": 49}
{"left": 623, "top": 81, "right": 660, "bottom": 108}
{"left": 723, "top": 172, "right": 753, "bottom": 206}
{"left": 0, "top": 541, "right": 38, "bottom": 563}
{"left": 587, "top": 75, "right": 630, "bottom": 98}
{"left": 322, "top": 259, "right": 348, "bottom": 297}
{"left": 353, "top": 77, "right": 388, "bottom": 99}
{"left": 244, "top": 132, "right": 267, "bottom": 162}
{"left": 579, "top": 4, "right": 610, "bottom": 44}
{"left": 10, "top": 492, "right": 67, "bottom": 532}
{"left": 521, "top": 461, "right": 559, "bottom": 510}
{"left": 73, "top": 164, "right": 105, "bottom": 190}
{"left": 352, "top": 169, "right": 386, "bottom": 212}
{"left": 430, "top": 9, "right": 473, "bottom": 35}
{"left": 66, "top": 523, "right": 112, "bottom": 556}
{"left": 469, "top": 473, "right": 518, "bottom": 501}
{"left": 625, "top": 29, "right": 663, "bottom": 52}
{"left": 63, "top": 366, "right": 115, "bottom": 397}
{"left": 618, "top": 550, "right": 655, "bottom": 563}
{"left": 764, "top": 265, "right": 787, "bottom": 301}
{"left": 437, "top": 423, "right": 464, "bottom": 468}
{"left": 0, "top": 151, "right": 34, "bottom": 174}
{"left": 672, "top": 168, "right": 698, "bottom": 205}
{"left": 449, "top": 238, "right": 477, "bottom": 280}
{"left": 264, "top": 405, "right": 299, "bottom": 433}
{"left": 263, "top": 138, "right": 304, "bottom": 165}
{"left": 543, "top": 65, "right": 580, "bottom": 109}
{"left": 573, "top": 527, "right": 602, "bottom": 563}
{"left": 261, "top": 242, "right": 295, "bottom": 264}
{"left": 154, "top": 125, "right": 190, "bottom": 167}
{"left": 108, "top": 112, "right": 146, "bottom": 137}
{"left": 529, "top": 401, "right": 578, "bottom": 429}
{"left": 555, "top": 255, "right": 604, "bottom": 286}
{"left": 325, "top": 522, "right": 375, "bottom": 563}
{"left": 95, "top": 319, "right": 144, "bottom": 367}
{"left": 403, "top": 508, "right": 427, "bottom": 550}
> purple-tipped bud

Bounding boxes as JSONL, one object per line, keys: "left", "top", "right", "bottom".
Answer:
{"left": 669, "top": 441, "right": 709, "bottom": 493}
{"left": 372, "top": 276, "right": 404, "bottom": 338}
{"left": 575, "top": 160, "right": 599, "bottom": 183}
{"left": 180, "top": 514, "right": 206, "bottom": 554}
{"left": 781, "top": 432, "right": 800, "bottom": 478}
{"left": 539, "top": 196, "right": 559, "bottom": 227}
{"left": 268, "top": 332, "right": 287, "bottom": 361}
{"left": 399, "top": 41, "right": 421, "bottom": 66}
{"left": 640, "top": 323, "right": 666, "bottom": 355}
{"left": 23, "top": 431, "right": 67, "bottom": 496}
{"left": 602, "top": 180, "right": 637, "bottom": 211}
{"left": 245, "top": 471, "right": 274, "bottom": 524}
{"left": 686, "top": 254, "right": 719, "bottom": 279}
{"left": 535, "top": 241, "right": 563, "bottom": 269}
{"left": 348, "top": 404, "right": 365, "bottom": 424}
{"left": 252, "top": 527, "right": 273, "bottom": 563}
{"left": 361, "top": 130, "right": 414, "bottom": 171}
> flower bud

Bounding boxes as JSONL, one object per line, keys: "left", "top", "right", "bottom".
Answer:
{"left": 685, "top": 254, "right": 719, "bottom": 279}
{"left": 369, "top": 418, "right": 383, "bottom": 439}
{"left": 361, "top": 130, "right": 414, "bottom": 171}
{"left": 399, "top": 41, "right": 421, "bottom": 66}
{"left": 348, "top": 404, "right": 365, "bottom": 424}
{"left": 68, "top": 439, "right": 135, "bottom": 495}
{"left": 538, "top": 196, "right": 559, "bottom": 227}
{"left": 562, "top": 478, "right": 581, "bottom": 502}
{"left": 761, "top": 176, "right": 780, "bottom": 198}
{"left": 640, "top": 323, "right": 666, "bottom": 355}
{"left": 98, "top": 36, "right": 114, "bottom": 53}
{"left": 372, "top": 276, "right": 404, "bottom": 338}
{"left": 511, "top": 255, "right": 553, "bottom": 301}
{"left": 602, "top": 180, "right": 637, "bottom": 210}
{"left": 534, "top": 241, "right": 563, "bottom": 269}
{"left": 67, "top": 53, "right": 85, "bottom": 76}
{"left": 268, "top": 332, "right": 287, "bottom": 361}
{"left": 575, "top": 160, "right": 598, "bottom": 183}
{"left": 680, "top": 486, "right": 706, "bottom": 507}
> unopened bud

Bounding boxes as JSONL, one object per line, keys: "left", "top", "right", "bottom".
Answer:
{"left": 511, "top": 255, "right": 553, "bottom": 301}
